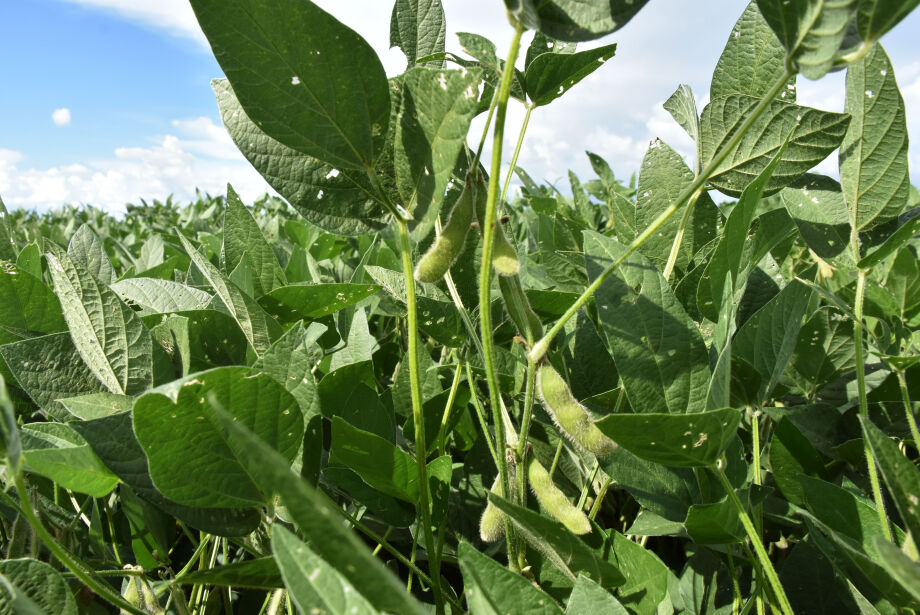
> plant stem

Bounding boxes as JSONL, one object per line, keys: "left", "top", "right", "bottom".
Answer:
{"left": 10, "top": 472, "right": 146, "bottom": 615}
{"left": 479, "top": 19, "right": 525, "bottom": 570}
{"left": 529, "top": 67, "right": 795, "bottom": 363}
{"left": 897, "top": 370, "right": 920, "bottom": 451}
{"left": 465, "top": 361, "right": 501, "bottom": 468}
{"left": 515, "top": 359, "right": 538, "bottom": 497}
{"left": 851, "top": 265, "right": 894, "bottom": 543}
{"left": 588, "top": 475, "right": 611, "bottom": 520}
{"left": 662, "top": 187, "right": 701, "bottom": 281}
{"left": 577, "top": 461, "right": 600, "bottom": 511}
{"left": 714, "top": 465, "right": 794, "bottom": 615}
{"left": 500, "top": 104, "right": 534, "bottom": 207}
{"left": 395, "top": 218, "right": 443, "bottom": 614}
{"left": 436, "top": 360, "right": 463, "bottom": 457}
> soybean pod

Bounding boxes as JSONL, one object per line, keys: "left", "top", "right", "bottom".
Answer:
{"left": 473, "top": 172, "right": 520, "bottom": 276}
{"left": 527, "top": 456, "right": 591, "bottom": 535}
{"left": 537, "top": 363, "right": 617, "bottom": 456}
{"left": 478, "top": 474, "right": 506, "bottom": 543}
{"left": 414, "top": 178, "right": 475, "bottom": 283}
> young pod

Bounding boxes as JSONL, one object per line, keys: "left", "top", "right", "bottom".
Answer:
{"left": 478, "top": 474, "right": 505, "bottom": 543}
{"left": 537, "top": 364, "right": 617, "bottom": 456}
{"left": 527, "top": 456, "right": 591, "bottom": 535}
{"left": 499, "top": 274, "right": 543, "bottom": 344}
{"left": 414, "top": 181, "right": 475, "bottom": 283}
{"left": 473, "top": 175, "right": 520, "bottom": 276}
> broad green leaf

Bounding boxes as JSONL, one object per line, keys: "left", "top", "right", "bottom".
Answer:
{"left": 206, "top": 404, "right": 427, "bottom": 615}
{"left": 781, "top": 174, "right": 852, "bottom": 261}
{"left": 857, "top": 216, "right": 920, "bottom": 269}
{"left": 488, "top": 494, "right": 626, "bottom": 587}
{"left": 840, "top": 43, "right": 910, "bottom": 231}
{"left": 58, "top": 392, "right": 134, "bottom": 420}
{"left": 789, "top": 309, "right": 855, "bottom": 396}
{"left": 600, "top": 448, "right": 699, "bottom": 521}
{"left": 683, "top": 489, "right": 747, "bottom": 543}
{"left": 872, "top": 537, "right": 920, "bottom": 604}
{"left": 46, "top": 244, "right": 153, "bottom": 395}
{"left": 177, "top": 230, "right": 281, "bottom": 357}
{"left": 585, "top": 231, "right": 710, "bottom": 414}
{"left": 394, "top": 67, "right": 482, "bottom": 224}
{"left": 607, "top": 531, "right": 670, "bottom": 614}
{"left": 273, "top": 526, "right": 380, "bottom": 615}
{"left": 732, "top": 278, "right": 812, "bottom": 403}
{"left": 222, "top": 185, "right": 286, "bottom": 297}
{"left": 458, "top": 541, "right": 564, "bottom": 615}
{"left": 323, "top": 465, "right": 416, "bottom": 528}
{"left": 190, "top": 0, "right": 390, "bottom": 170}
{"left": 329, "top": 308, "right": 375, "bottom": 372}
{"left": 663, "top": 84, "right": 701, "bottom": 153}
{"left": 565, "top": 574, "right": 628, "bottom": 614}
{"left": 259, "top": 282, "right": 380, "bottom": 323}
{"left": 143, "top": 310, "right": 248, "bottom": 373}
{"left": 769, "top": 418, "right": 829, "bottom": 506}
{"left": 857, "top": 0, "right": 920, "bottom": 42}
{"left": 67, "top": 224, "right": 115, "bottom": 285}
{"left": 173, "top": 557, "right": 281, "bottom": 589}
{"left": 0, "top": 197, "right": 15, "bottom": 261}
{"left": 524, "top": 43, "right": 616, "bottom": 106}
{"left": 71, "top": 412, "right": 261, "bottom": 536}
{"left": 526, "top": 31, "right": 576, "bottom": 69}
{"left": 712, "top": 2, "right": 797, "bottom": 102}
{"left": 21, "top": 422, "right": 119, "bottom": 496}
{"left": 700, "top": 94, "right": 850, "bottom": 197}
{"left": 0, "top": 333, "right": 106, "bottom": 421}
{"left": 133, "top": 367, "right": 302, "bottom": 508}
{"left": 255, "top": 322, "right": 324, "bottom": 419}
{"left": 885, "top": 248, "right": 920, "bottom": 320}
{"left": 390, "top": 0, "right": 446, "bottom": 68}
{"left": 330, "top": 417, "right": 418, "bottom": 504}
{"left": 14, "top": 243, "right": 41, "bottom": 280}
{"left": 0, "top": 374, "right": 20, "bottom": 468}
{"left": 755, "top": 0, "right": 858, "bottom": 79}
{"left": 507, "top": 0, "right": 652, "bottom": 42}
{"left": 0, "top": 559, "right": 78, "bottom": 615}
{"left": 634, "top": 140, "right": 719, "bottom": 270}
{"left": 213, "top": 79, "right": 388, "bottom": 236}
{"left": 780, "top": 542, "right": 853, "bottom": 614}
{"left": 110, "top": 278, "right": 211, "bottom": 314}
{"left": 861, "top": 417, "right": 920, "bottom": 553}
{"left": 799, "top": 475, "right": 898, "bottom": 552}
{"left": 595, "top": 408, "right": 742, "bottom": 467}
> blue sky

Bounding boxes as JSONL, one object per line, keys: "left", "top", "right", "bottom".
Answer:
{"left": 1, "top": 0, "right": 918, "bottom": 212}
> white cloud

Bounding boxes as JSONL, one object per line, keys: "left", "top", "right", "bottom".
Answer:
{"left": 0, "top": 118, "right": 271, "bottom": 214}
{"left": 52, "top": 108, "right": 72, "bottom": 127}
{"left": 58, "top": 0, "right": 206, "bottom": 45}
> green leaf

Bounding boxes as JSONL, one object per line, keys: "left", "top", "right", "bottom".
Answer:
{"left": 595, "top": 408, "right": 741, "bottom": 467}
{"left": 206, "top": 404, "right": 427, "bottom": 615}
{"left": 663, "top": 84, "right": 701, "bottom": 151}
{"left": 133, "top": 367, "right": 303, "bottom": 508}
{"left": 683, "top": 489, "right": 747, "bottom": 544}
{"left": 488, "top": 494, "right": 625, "bottom": 587}
{"left": 857, "top": 0, "right": 920, "bottom": 42}
{"left": 222, "top": 185, "right": 286, "bottom": 298}
{"left": 861, "top": 417, "right": 920, "bottom": 554}
{"left": 0, "top": 559, "right": 78, "bottom": 615}
{"left": 585, "top": 231, "right": 710, "bottom": 414}
{"left": 20, "top": 422, "right": 119, "bottom": 497}
{"left": 524, "top": 43, "right": 616, "bottom": 106}
{"left": 458, "top": 541, "right": 564, "bottom": 615}
{"left": 173, "top": 557, "right": 281, "bottom": 589}
{"left": 259, "top": 282, "right": 380, "bottom": 323}
{"left": 213, "top": 79, "right": 387, "bottom": 236}
{"left": 177, "top": 230, "right": 281, "bottom": 357}
{"left": 872, "top": 537, "right": 920, "bottom": 604}
{"left": 699, "top": 94, "right": 850, "bottom": 197}
{"left": 789, "top": 309, "right": 855, "bottom": 396}
{"left": 46, "top": 244, "right": 153, "bottom": 396}
{"left": 110, "top": 278, "right": 212, "bottom": 314}
{"left": 857, "top": 216, "right": 920, "bottom": 269}
{"left": 840, "top": 43, "right": 911, "bottom": 231}
{"left": 769, "top": 418, "right": 829, "bottom": 506}
{"left": 607, "top": 531, "right": 670, "bottom": 614}
{"left": 0, "top": 260, "right": 66, "bottom": 334}
{"left": 565, "top": 574, "right": 628, "bottom": 614}
{"left": 390, "top": 0, "right": 446, "bottom": 68}
{"left": 0, "top": 333, "right": 106, "bottom": 420}
{"left": 255, "top": 322, "right": 324, "bottom": 419}
{"left": 394, "top": 67, "right": 482, "bottom": 224}
{"left": 71, "top": 412, "right": 261, "bottom": 536}
{"left": 885, "top": 248, "right": 920, "bottom": 319}
{"left": 755, "top": 0, "right": 858, "bottom": 79}
{"left": 507, "top": 0, "right": 652, "bottom": 42}
{"left": 190, "top": 0, "right": 390, "bottom": 170}
{"left": 0, "top": 197, "right": 15, "bottom": 262}
{"left": 273, "top": 526, "right": 381, "bottom": 615}
{"left": 780, "top": 542, "right": 853, "bottom": 614}
{"left": 330, "top": 417, "right": 418, "bottom": 504}
{"left": 781, "top": 174, "right": 852, "bottom": 261}
{"left": 67, "top": 224, "right": 115, "bottom": 286}
{"left": 712, "top": 1, "right": 797, "bottom": 102}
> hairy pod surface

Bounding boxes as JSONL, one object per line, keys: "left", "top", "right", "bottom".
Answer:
{"left": 527, "top": 456, "right": 591, "bottom": 535}
{"left": 498, "top": 274, "right": 543, "bottom": 343}
{"left": 473, "top": 175, "right": 520, "bottom": 276}
{"left": 537, "top": 364, "right": 617, "bottom": 456}
{"left": 478, "top": 474, "right": 505, "bottom": 543}
{"left": 414, "top": 182, "right": 475, "bottom": 283}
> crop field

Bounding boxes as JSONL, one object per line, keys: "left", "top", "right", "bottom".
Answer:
{"left": 1, "top": 0, "right": 920, "bottom": 613}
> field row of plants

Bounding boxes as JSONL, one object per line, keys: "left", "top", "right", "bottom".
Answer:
{"left": 1, "top": 0, "right": 920, "bottom": 613}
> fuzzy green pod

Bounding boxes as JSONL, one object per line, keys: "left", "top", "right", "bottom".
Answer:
{"left": 478, "top": 474, "right": 505, "bottom": 543}
{"left": 473, "top": 175, "right": 520, "bottom": 276}
{"left": 527, "top": 456, "right": 591, "bottom": 535}
{"left": 499, "top": 274, "right": 543, "bottom": 343}
{"left": 414, "top": 182, "right": 475, "bottom": 283}
{"left": 537, "top": 364, "right": 617, "bottom": 456}
{"left": 120, "top": 567, "right": 164, "bottom": 615}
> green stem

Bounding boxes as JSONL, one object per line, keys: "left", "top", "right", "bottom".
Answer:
{"left": 465, "top": 361, "right": 501, "bottom": 468}
{"left": 548, "top": 438, "right": 564, "bottom": 479}
{"left": 436, "top": 360, "right": 463, "bottom": 457}
{"left": 588, "top": 475, "right": 611, "bottom": 520}
{"left": 472, "top": 87, "right": 500, "bottom": 171}
{"left": 529, "top": 67, "right": 795, "bottom": 363}
{"left": 661, "top": 187, "right": 701, "bottom": 281}
{"left": 10, "top": 472, "right": 146, "bottom": 615}
{"left": 479, "top": 19, "right": 525, "bottom": 570}
{"left": 499, "top": 104, "right": 534, "bottom": 208}
{"left": 577, "top": 461, "right": 600, "bottom": 511}
{"left": 898, "top": 370, "right": 920, "bottom": 451}
{"left": 852, "top": 266, "right": 894, "bottom": 543}
{"left": 395, "top": 218, "right": 443, "bottom": 614}
{"left": 726, "top": 549, "right": 742, "bottom": 615}
{"left": 714, "top": 465, "right": 794, "bottom": 615}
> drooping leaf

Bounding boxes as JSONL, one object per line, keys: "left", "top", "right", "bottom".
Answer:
{"left": 524, "top": 43, "right": 616, "bottom": 106}
{"left": 507, "top": 0, "right": 652, "bottom": 42}
{"left": 20, "top": 422, "right": 119, "bottom": 496}
{"left": 390, "top": 0, "right": 446, "bottom": 68}
{"left": 213, "top": 79, "right": 388, "bottom": 236}
{"left": 222, "top": 185, "right": 286, "bottom": 298}
{"left": 663, "top": 84, "right": 701, "bottom": 153}
{"left": 840, "top": 43, "right": 910, "bottom": 232}
{"left": 330, "top": 417, "right": 419, "bottom": 504}
{"left": 0, "top": 559, "right": 78, "bottom": 615}
{"left": 699, "top": 94, "right": 850, "bottom": 197}
{"left": 173, "top": 557, "right": 282, "bottom": 590}
{"left": 110, "top": 278, "right": 212, "bottom": 314}
{"left": 565, "top": 574, "right": 628, "bottom": 614}
{"left": 459, "top": 541, "right": 564, "bottom": 615}
{"left": 259, "top": 282, "right": 380, "bottom": 323}
{"left": 857, "top": 216, "right": 920, "bottom": 269}
{"left": 857, "top": 0, "right": 920, "bottom": 42}
{"left": 607, "top": 531, "right": 670, "bottom": 614}
{"left": 190, "top": 0, "right": 390, "bottom": 170}
{"left": 46, "top": 244, "right": 153, "bottom": 396}
{"left": 58, "top": 392, "right": 133, "bottom": 420}
{"left": 871, "top": 537, "right": 920, "bottom": 604}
